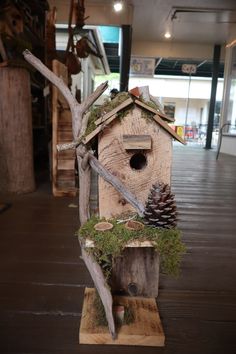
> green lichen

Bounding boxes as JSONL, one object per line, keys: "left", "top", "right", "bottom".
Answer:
{"left": 78, "top": 216, "right": 186, "bottom": 278}
{"left": 139, "top": 96, "right": 159, "bottom": 111}
{"left": 84, "top": 92, "right": 131, "bottom": 137}
{"left": 138, "top": 97, "right": 160, "bottom": 121}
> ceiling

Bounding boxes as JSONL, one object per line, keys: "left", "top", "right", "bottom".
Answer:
{"left": 86, "top": 0, "right": 236, "bottom": 43}
{"left": 85, "top": 0, "right": 236, "bottom": 76}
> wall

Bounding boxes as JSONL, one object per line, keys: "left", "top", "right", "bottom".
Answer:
{"left": 221, "top": 135, "right": 236, "bottom": 156}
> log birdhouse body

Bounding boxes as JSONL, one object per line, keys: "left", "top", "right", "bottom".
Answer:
{"left": 97, "top": 102, "right": 183, "bottom": 218}
{"left": 82, "top": 94, "right": 185, "bottom": 300}
{"left": 79, "top": 90, "right": 185, "bottom": 341}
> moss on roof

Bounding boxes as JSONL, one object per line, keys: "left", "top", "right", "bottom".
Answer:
{"left": 85, "top": 92, "right": 131, "bottom": 137}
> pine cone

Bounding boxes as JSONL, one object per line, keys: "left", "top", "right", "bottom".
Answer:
{"left": 143, "top": 183, "right": 177, "bottom": 229}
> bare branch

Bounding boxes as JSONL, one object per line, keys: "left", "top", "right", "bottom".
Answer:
{"left": 79, "top": 244, "right": 116, "bottom": 339}
{"left": 23, "top": 50, "right": 79, "bottom": 122}
{"left": 80, "top": 81, "right": 108, "bottom": 114}
{"left": 88, "top": 153, "right": 145, "bottom": 216}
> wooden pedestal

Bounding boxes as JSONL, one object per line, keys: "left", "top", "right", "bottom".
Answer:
{"left": 79, "top": 288, "right": 165, "bottom": 346}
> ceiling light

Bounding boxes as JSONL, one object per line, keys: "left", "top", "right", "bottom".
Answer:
{"left": 164, "top": 31, "right": 171, "bottom": 39}
{"left": 114, "top": 1, "right": 123, "bottom": 12}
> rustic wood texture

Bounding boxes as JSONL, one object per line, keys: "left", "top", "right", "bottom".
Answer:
{"left": 0, "top": 68, "right": 35, "bottom": 193}
{"left": 83, "top": 113, "right": 119, "bottom": 145}
{"left": 23, "top": 51, "right": 115, "bottom": 338}
{"left": 89, "top": 153, "right": 145, "bottom": 217}
{"left": 79, "top": 251, "right": 116, "bottom": 339}
{"left": 79, "top": 288, "right": 165, "bottom": 346}
{"left": 98, "top": 106, "right": 172, "bottom": 218}
{"left": 52, "top": 60, "right": 77, "bottom": 197}
{"left": 111, "top": 247, "right": 160, "bottom": 297}
{"left": 153, "top": 114, "right": 186, "bottom": 145}
{"left": 123, "top": 134, "right": 152, "bottom": 150}
{"left": 0, "top": 146, "right": 236, "bottom": 353}
{"left": 95, "top": 98, "right": 133, "bottom": 126}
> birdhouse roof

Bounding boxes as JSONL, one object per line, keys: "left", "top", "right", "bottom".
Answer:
{"left": 83, "top": 94, "right": 186, "bottom": 145}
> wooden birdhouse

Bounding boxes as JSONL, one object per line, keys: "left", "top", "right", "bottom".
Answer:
{"left": 21, "top": 49, "right": 186, "bottom": 346}
{"left": 83, "top": 90, "right": 185, "bottom": 218}
{"left": 77, "top": 88, "right": 186, "bottom": 345}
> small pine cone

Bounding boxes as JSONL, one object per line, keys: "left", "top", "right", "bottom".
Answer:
{"left": 144, "top": 183, "right": 177, "bottom": 229}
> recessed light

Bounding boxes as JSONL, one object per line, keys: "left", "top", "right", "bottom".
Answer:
{"left": 114, "top": 1, "right": 123, "bottom": 12}
{"left": 164, "top": 31, "right": 171, "bottom": 39}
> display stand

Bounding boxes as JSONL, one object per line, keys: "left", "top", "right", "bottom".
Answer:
{"left": 79, "top": 288, "right": 165, "bottom": 347}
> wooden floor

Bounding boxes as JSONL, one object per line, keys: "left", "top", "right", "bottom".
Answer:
{"left": 0, "top": 146, "right": 236, "bottom": 354}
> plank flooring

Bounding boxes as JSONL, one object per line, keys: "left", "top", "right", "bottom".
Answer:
{"left": 0, "top": 146, "right": 236, "bottom": 354}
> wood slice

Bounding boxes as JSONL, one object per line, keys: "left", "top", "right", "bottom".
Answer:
{"left": 125, "top": 220, "right": 144, "bottom": 231}
{"left": 94, "top": 222, "right": 114, "bottom": 232}
{"left": 0, "top": 68, "right": 35, "bottom": 193}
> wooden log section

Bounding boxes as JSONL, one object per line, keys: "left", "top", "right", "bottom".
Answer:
{"left": 0, "top": 67, "right": 35, "bottom": 193}
{"left": 110, "top": 247, "right": 160, "bottom": 297}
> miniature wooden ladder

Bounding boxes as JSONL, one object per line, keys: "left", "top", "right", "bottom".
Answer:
{"left": 52, "top": 60, "right": 77, "bottom": 196}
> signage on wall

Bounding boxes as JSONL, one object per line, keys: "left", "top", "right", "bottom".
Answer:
{"left": 181, "top": 64, "right": 197, "bottom": 74}
{"left": 130, "top": 57, "right": 155, "bottom": 76}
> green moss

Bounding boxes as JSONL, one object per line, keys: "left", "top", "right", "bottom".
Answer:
{"left": 139, "top": 97, "right": 160, "bottom": 122}
{"left": 79, "top": 216, "right": 186, "bottom": 278}
{"left": 139, "top": 97, "right": 159, "bottom": 111}
{"left": 93, "top": 291, "right": 135, "bottom": 327}
{"left": 93, "top": 291, "right": 108, "bottom": 327}
{"left": 84, "top": 92, "right": 131, "bottom": 137}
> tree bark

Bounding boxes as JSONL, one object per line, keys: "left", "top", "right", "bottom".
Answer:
{"left": 0, "top": 67, "right": 35, "bottom": 193}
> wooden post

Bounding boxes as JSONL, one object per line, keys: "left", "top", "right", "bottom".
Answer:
{"left": 119, "top": 25, "right": 132, "bottom": 92}
{"left": 205, "top": 44, "right": 221, "bottom": 149}
{"left": 0, "top": 67, "right": 35, "bottom": 193}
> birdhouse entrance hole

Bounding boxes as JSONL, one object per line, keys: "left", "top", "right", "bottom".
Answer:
{"left": 130, "top": 152, "right": 147, "bottom": 170}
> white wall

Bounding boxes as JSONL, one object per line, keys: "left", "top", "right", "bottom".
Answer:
{"left": 221, "top": 135, "right": 236, "bottom": 156}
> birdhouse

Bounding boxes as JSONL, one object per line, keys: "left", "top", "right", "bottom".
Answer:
{"left": 83, "top": 90, "right": 185, "bottom": 219}
{"left": 24, "top": 50, "right": 186, "bottom": 346}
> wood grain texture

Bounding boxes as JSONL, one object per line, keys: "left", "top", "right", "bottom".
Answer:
{"left": 111, "top": 247, "right": 160, "bottom": 297}
{"left": 95, "top": 98, "right": 133, "bottom": 126}
{"left": 0, "top": 68, "right": 35, "bottom": 193}
{"left": 153, "top": 114, "right": 186, "bottom": 145}
{"left": 80, "top": 250, "right": 116, "bottom": 339}
{"left": 83, "top": 113, "right": 119, "bottom": 144}
{"left": 98, "top": 106, "right": 172, "bottom": 218}
{"left": 123, "top": 134, "right": 152, "bottom": 150}
{"left": 52, "top": 60, "right": 77, "bottom": 197}
{"left": 79, "top": 288, "right": 165, "bottom": 346}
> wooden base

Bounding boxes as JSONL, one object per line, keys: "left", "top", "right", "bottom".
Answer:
{"left": 79, "top": 288, "right": 165, "bottom": 346}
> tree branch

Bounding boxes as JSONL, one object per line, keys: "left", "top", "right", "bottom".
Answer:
{"left": 86, "top": 153, "right": 145, "bottom": 216}
{"left": 80, "top": 81, "right": 108, "bottom": 114}
{"left": 23, "top": 50, "right": 108, "bottom": 140}
{"left": 23, "top": 50, "right": 79, "bottom": 121}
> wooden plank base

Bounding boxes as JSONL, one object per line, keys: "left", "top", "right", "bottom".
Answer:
{"left": 79, "top": 288, "right": 165, "bottom": 346}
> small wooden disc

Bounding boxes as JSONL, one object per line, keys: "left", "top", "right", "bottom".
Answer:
{"left": 125, "top": 220, "right": 144, "bottom": 231}
{"left": 94, "top": 222, "right": 114, "bottom": 232}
